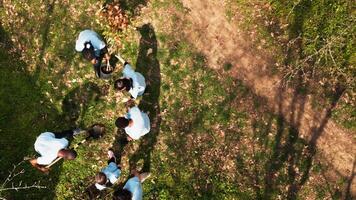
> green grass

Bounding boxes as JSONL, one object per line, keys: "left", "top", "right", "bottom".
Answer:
{"left": 0, "top": 0, "right": 350, "bottom": 199}
{"left": 226, "top": 0, "right": 355, "bottom": 131}
{"left": 267, "top": 0, "right": 356, "bottom": 131}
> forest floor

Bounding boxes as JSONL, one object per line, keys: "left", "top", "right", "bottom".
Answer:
{"left": 173, "top": 0, "right": 355, "bottom": 195}
{"left": 0, "top": 0, "right": 354, "bottom": 199}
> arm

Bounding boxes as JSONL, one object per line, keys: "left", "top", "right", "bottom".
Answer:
{"left": 104, "top": 52, "right": 111, "bottom": 64}
{"left": 130, "top": 169, "right": 140, "bottom": 178}
{"left": 126, "top": 135, "right": 133, "bottom": 141}
{"left": 100, "top": 47, "right": 111, "bottom": 65}
{"left": 29, "top": 159, "right": 49, "bottom": 173}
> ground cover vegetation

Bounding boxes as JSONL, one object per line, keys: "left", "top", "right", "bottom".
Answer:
{"left": 226, "top": 0, "right": 355, "bottom": 131}
{"left": 0, "top": 0, "right": 353, "bottom": 199}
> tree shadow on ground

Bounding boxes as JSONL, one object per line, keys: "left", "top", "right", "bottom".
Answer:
{"left": 33, "top": 0, "right": 56, "bottom": 79}
{"left": 233, "top": 71, "right": 346, "bottom": 200}
{"left": 0, "top": 2, "right": 105, "bottom": 198}
{"left": 0, "top": 22, "right": 62, "bottom": 200}
{"left": 238, "top": 1, "right": 349, "bottom": 197}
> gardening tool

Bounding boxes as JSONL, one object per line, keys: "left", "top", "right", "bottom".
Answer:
{"left": 45, "top": 124, "right": 106, "bottom": 169}
{"left": 115, "top": 54, "right": 126, "bottom": 65}
{"left": 99, "top": 60, "right": 114, "bottom": 79}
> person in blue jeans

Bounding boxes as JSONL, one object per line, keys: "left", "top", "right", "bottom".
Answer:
{"left": 112, "top": 169, "right": 150, "bottom": 200}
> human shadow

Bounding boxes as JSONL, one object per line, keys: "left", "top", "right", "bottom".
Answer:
{"left": 61, "top": 82, "right": 103, "bottom": 128}
{"left": 128, "top": 24, "right": 161, "bottom": 173}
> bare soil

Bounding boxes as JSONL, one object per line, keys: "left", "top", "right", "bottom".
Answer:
{"left": 179, "top": 0, "right": 355, "bottom": 195}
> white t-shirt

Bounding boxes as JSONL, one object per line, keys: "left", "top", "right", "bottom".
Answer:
{"left": 124, "top": 107, "right": 150, "bottom": 140}
{"left": 123, "top": 177, "right": 142, "bottom": 200}
{"left": 34, "top": 132, "right": 69, "bottom": 165}
{"left": 75, "top": 30, "right": 106, "bottom": 57}
{"left": 122, "top": 64, "right": 146, "bottom": 99}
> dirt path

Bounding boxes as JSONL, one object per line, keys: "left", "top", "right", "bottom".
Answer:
{"left": 179, "top": 0, "right": 355, "bottom": 195}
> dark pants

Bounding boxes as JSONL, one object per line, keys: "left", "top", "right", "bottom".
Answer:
{"left": 93, "top": 47, "right": 108, "bottom": 78}
{"left": 53, "top": 130, "right": 74, "bottom": 139}
{"left": 107, "top": 157, "right": 117, "bottom": 165}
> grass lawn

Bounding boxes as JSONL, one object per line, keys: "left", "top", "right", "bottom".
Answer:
{"left": 0, "top": 0, "right": 349, "bottom": 199}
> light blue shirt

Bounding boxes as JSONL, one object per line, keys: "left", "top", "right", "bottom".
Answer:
{"left": 75, "top": 30, "right": 106, "bottom": 57}
{"left": 34, "top": 132, "right": 69, "bottom": 165}
{"left": 95, "top": 162, "right": 121, "bottom": 190}
{"left": 102, "top": 162, "right": 121, "bottom": 184}
{"left": 122, "top": 64, "right": 146, "bottom": 99}
{"left": 124, "top": 107, "right": 150, "bottom": 140}
{"left": 123, "top": 177, "right": 142, "bottom": 200}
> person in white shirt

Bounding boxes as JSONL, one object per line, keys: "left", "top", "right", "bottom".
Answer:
{"left": 75, "top": 29, "right": 111, "bottom": 78}
{"left": 112, "top": 169, "right": 150, "bottom": 200}
{"left": 29, "top": 129, "right": 80, "bottom": 173}
{"left": 94, "top": 150, "right": 121, "bottom": 191}
{"left": 114, "top": 61, "right": 146, "bottom": 99}
{"left": 115, "top": 106, "right": 150, "bottom": 141}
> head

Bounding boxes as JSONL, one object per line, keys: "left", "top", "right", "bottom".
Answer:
{"left": 112, "top": 188, "right": 132, "bottom": 200}
{"left": 114, "top": 78, "right": 131, "bottom": 91}
{"left": 115, "top": 117, "right": 130, "bottom": 129}
{"left": 82, "top": 42, "right": 96, "bottom": 64}
{"left": 58, "top": 149, "right": 77, "bottom": 160}
{"left": 95, "top": 172, "right": 107, "bottom": 185}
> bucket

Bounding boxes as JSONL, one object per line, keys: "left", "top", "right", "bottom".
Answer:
{"left": 99, "top": 64, "right": 114, "bottom": 79}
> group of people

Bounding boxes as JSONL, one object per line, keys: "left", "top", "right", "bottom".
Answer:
{"left": 29, "top": 29, "right": 152, "bottom": 200}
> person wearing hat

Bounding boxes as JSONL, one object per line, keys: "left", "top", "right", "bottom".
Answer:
{"left": 75, "top": 29, "right": 111, "bottom": 78}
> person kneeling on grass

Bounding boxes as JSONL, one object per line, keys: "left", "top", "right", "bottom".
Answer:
{"left": 112, "top": 169, "right": 150, "bottom": 200}
{"left": 114, "top": 55, "right": 146, "bottom": 99}
{"left": 95, "top": 149, "right": 121, "bottom": 191}
{"left": 75, "top": 29, "right": 111, "bottom": 78}
{"left": 115, "top": 106, "right": 150, "bottom": 141}
{"left": 29, "top": 129, "right": 81, "bottom": 173}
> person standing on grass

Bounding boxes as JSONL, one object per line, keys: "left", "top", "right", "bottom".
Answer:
{"left": 115, "top": 106, "right": 150, "bottom": 141}
{"left": 114, "top": 54, "right": 146, "bottom": 99}
{"left": 94, "top": 149, "right": 121, "bottom": 191}
{"left": 29, "top": 129, "right": 81, "bottom": 173}
{"left": 75, "top": 29, "right": 111, "bottom": 78}
{"left": 112, "top": 169, "right": 150, "bottom": 200}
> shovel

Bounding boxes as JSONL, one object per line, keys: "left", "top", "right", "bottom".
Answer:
{"left": 45, "top": 124, "right": 106, "bottom": 169}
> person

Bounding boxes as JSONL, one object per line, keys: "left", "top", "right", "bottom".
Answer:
{"left": 94, "top": 150, "right": 121, "bottom": 191}
{"left": 29, "top": 129, "right": 81, "bottom": 173}
{"left": 112, "top": 169, "right": 150, "bottom": 200}
{"left": 115, "top": 106, "right": 150, "bottom": 141}
{"left": 75, "top": 29, "right": 111, "bottom": 78}
{"left": 114, "top": 55, "right": 146, "bottom": 99}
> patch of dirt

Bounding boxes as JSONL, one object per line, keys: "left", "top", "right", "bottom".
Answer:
{"left": 178, "top": 0, "right": 355, "bottom": 196}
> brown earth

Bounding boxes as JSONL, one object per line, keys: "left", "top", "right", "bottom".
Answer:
{"left": 176, "top": 0, "right": 355, "bottom": 196}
